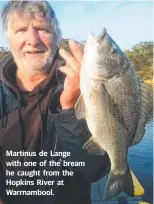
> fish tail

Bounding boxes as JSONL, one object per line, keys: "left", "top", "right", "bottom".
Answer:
{"left": 104, "top": 168, "right": 134, "bottom": 200}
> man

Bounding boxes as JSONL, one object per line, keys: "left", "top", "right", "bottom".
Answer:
{"left": 0, "top": 1, "right": 110, "bottom": 204}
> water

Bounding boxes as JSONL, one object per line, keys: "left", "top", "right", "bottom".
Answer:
{"left": 91, "top": 121, "right": 153, "bottom": 203}
{"left": 128, "top": 121, "right": 153, "bottom": 203}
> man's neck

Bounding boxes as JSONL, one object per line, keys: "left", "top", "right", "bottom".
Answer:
{"left": 16, "top": 69, "right": 47, "bottom": 91}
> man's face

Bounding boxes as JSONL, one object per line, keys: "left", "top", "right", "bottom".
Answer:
{"left": 6, "top": 11, "right": 57, "bottom": 76}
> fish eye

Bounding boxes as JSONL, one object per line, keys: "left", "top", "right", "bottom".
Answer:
{"left": 111, "top": 48, "right": 117, "bottom": 54}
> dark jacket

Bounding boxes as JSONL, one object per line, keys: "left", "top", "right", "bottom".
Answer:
{"left": 0, "top": 52, "right": 110, "bottom": 204}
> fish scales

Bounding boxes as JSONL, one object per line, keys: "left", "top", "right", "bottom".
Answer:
{"left": 105, "top": 66, "right": 140, "bottom": 141}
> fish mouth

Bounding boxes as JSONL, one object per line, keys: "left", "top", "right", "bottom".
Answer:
{"left": 97, "top": 28, "right": 107, "bottom": 42}
{"left": 88, "top": 28, "right": 107, "bottom": 42}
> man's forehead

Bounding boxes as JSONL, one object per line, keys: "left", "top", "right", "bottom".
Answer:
{"left": 7, "top": 10, "right": 51, "bottom": 26}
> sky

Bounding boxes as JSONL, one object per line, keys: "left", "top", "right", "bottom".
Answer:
{"left": 0, "top": 0, "right": 153, "bottom": 50}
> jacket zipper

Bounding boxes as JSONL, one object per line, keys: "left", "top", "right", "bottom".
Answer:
{"left": 45, "top": 84, "right": 63, "bottom": 182}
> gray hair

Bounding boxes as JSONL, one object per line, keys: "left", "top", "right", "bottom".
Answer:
{"left": 1, "top": 0, "right": 62, "bottom": 46}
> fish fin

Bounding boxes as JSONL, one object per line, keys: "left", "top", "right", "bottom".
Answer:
{"left": 131, "top": 80, "right": 153, "bottom": 146}
{"left": 74, "top": 94, "right": 87, "bottom": 119}
{"left": 83, "top": 137, "right": 105, "bottom": 155}
{"left": 104, "top": 168, "right": 134, "bottom": 200}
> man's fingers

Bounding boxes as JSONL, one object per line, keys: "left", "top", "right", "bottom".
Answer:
{"left": 59, "top": 49, "right": 80, "bottom": 75}
{"left": 69, "top": 40, "right": 83, "bottom": 64}
{"left": 59, "top": 66, "right": 76, "bottom": 77}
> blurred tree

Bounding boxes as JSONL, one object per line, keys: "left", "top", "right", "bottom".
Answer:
{"left": 124, "top": 42, "right": 153, "bottom": 82}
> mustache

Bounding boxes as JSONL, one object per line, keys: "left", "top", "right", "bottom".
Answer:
{"left": 24, "top": 49, "right": 46, "bottom": 53}
{"left": 23, "top": 49, "right": 47, "bottom": 53}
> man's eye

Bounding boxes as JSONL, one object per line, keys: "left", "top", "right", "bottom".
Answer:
{"left": 16, "top": 29, "right": 26, "bottom": 33}
{"left": 40, "top": 29, "right": 48, "bottom": 32}
{"left": 37, "top": 28, "right": 49, "bottom": 32}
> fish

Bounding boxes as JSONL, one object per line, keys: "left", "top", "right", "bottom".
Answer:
{"left": 75, "top": 28, "right": 153, "bottom": 200}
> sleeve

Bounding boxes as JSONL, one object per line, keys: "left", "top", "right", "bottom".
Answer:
{"left": 52, "top": 108, "right": 111, "bottom": 182}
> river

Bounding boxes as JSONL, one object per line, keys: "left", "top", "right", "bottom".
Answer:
{"left": 91, "top": 121, "right": 153, "bottom": 204}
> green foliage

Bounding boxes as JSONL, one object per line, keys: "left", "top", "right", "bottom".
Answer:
{"left": 0, "top": 51, "right": 10, "bottom": 58}
{"left": 124, "top": 41, "right": 153, "bottom": 80}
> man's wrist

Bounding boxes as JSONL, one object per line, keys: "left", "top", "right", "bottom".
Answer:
{"left": 61, "top": 104, "right": 74, "bottom": 110}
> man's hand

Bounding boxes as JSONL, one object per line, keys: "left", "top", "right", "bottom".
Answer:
{"left": 0, "top": 199, "right": 4, "bottom": 204}
{"left": 59, "top": 40, "right": 83, "bottom": 110}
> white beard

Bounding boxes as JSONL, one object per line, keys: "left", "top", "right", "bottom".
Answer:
{"left": 12, "top": 46, "right": 57, "bottom": 76}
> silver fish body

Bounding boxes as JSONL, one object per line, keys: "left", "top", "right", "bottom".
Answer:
{"left": 75, "top": 28, "right": 152, "bottom": 200}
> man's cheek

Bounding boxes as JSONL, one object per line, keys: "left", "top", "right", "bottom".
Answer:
{"left": 40, "top": 34, "right": 54, "bottom": 48}
{"left": 17, "top": 40, "right": 26, "bottom": 51}
{"left": 11, "top": 48, "right": 24, "bottom": 59}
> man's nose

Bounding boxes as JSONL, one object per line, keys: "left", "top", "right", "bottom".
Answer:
{"left": 26, "top": 28, "right": 40, "bottom": 46}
